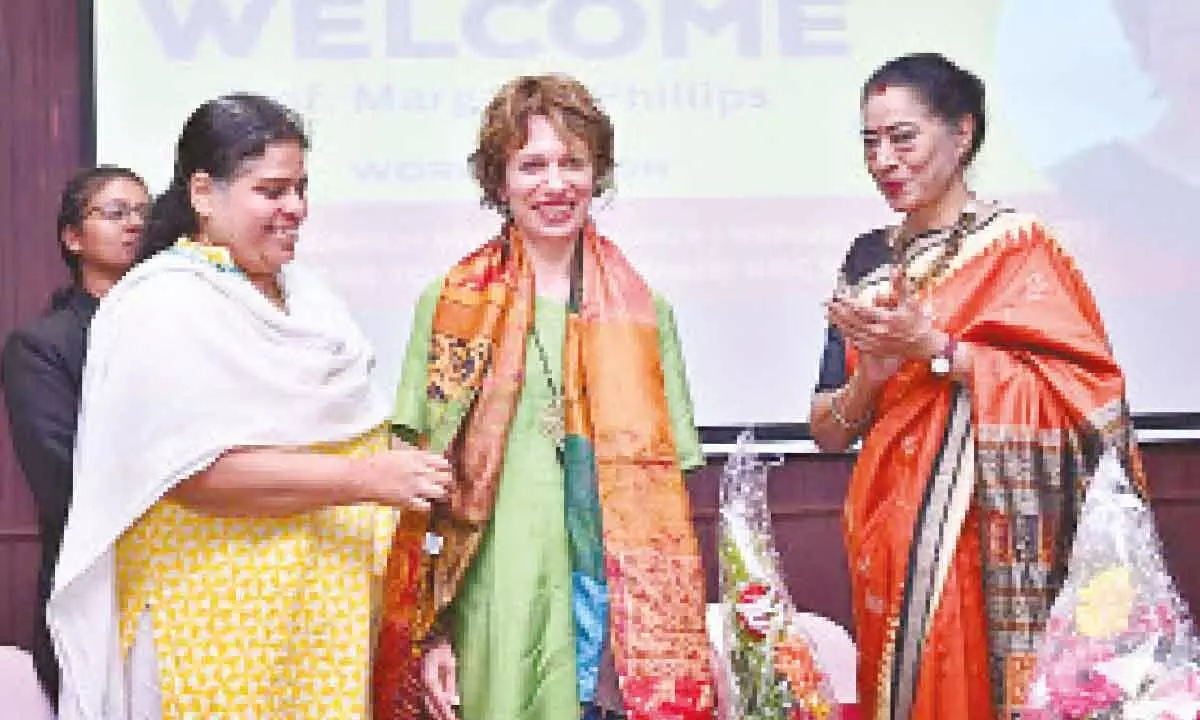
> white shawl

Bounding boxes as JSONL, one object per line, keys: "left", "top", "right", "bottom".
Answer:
{"left": 48, "top": 248, "right": 389, "bottom": 719}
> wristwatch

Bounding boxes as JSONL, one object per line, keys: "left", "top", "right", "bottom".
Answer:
{"left": 930, "top": 334, "right": 957, "bottom": 377}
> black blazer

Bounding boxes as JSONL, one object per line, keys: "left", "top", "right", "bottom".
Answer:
{"left": 1, "top": 286, "right": 99, "bottom": 704}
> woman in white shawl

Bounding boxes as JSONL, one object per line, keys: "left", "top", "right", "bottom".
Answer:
{"left": 48, "top": 93, "right": 452, "bottom": 719}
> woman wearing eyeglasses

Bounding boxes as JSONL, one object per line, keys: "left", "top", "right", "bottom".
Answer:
{"left": 0, "top": 165, "right": 150, "bottom": 706}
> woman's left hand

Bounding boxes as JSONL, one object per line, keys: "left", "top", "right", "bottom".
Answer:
{"left": 827, "top": 272, "right": 939, "bottom": 361}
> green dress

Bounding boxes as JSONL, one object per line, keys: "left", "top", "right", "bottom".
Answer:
{"left": 392, "top": 278, "right": 704, "bottom": 720}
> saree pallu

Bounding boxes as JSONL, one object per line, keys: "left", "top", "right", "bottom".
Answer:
{"left": 373, "top": 224, "right": 714, "bottom": 719}
{"left": 845, "top": 213, "right": 1145, "bottom": 719}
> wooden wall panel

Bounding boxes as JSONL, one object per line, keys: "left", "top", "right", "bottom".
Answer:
{"left": 0, "top": 0, "right": 84, "bottom": 648}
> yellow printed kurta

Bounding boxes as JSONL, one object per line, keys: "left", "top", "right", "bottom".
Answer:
{"left": 116, "top": 428, "right": 396, "bottom": 718}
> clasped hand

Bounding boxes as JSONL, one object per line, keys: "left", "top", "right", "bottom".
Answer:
{"left": 826, "top": 271, "right": 937, "bottom": 382}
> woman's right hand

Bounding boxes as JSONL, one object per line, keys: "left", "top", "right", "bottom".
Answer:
{"left": 827, "top": 294, "right": 902, "bottom": 387}
{"left": 356, "top": 444, "right": 453, "bottom": 511}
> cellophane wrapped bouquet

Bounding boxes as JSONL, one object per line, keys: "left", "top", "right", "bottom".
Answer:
{"left": 712, "top": 431, "right": 839, "bottom": 719}
{"left": 1025, "top": 449, "right": 1200, "bottom": 719}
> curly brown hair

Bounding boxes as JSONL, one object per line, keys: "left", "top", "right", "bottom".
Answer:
{"left": 469, "top": 74, "right": 615, "bottom": 212}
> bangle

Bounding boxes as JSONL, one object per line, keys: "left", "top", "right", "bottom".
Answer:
{"left": 829, "top": 385, "right": 872, "bottom": 430}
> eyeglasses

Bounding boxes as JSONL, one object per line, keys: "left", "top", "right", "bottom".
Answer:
{"left": 85, "top": 200, "right": 152, "bottom": 222}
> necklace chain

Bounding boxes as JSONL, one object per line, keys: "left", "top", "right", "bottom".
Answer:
{"left": 530, "top": 324, "right": 566, "bottom": 459}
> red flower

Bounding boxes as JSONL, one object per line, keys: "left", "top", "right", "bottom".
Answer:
{"left": 734, "top": 582, "right": 775, "bottom": 640}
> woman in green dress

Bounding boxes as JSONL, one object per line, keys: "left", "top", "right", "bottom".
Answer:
{"left": 373, "top": 74, "right": 716, "bottom": 720}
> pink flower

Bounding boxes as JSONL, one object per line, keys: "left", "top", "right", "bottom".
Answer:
{"left": 1047, "top": 670, "right": 1124, "bottom": 718}
{"left": 1128, "top": 601, "right": 1178, "bottom": 637}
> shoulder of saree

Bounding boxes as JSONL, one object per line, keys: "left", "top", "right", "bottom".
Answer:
{"left": 935, "top": 210, "right": 1109, "bottom": 340}
{"left": 944, "top": 209, "right": 1044, "bottom": 274}
{"left": 937, "top": 208, "right": 1144, "bottom": 486}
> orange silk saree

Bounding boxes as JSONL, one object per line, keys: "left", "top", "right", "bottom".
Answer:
{"left": 845, "top": 211, "right": 1145, "bottom": 719}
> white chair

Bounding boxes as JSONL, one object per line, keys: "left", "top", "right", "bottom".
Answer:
{"left": 0, "top": 646, "right": 55, "bottom": 719}
{"left": 706, "top": 603, "right": 858, "bottom": 716}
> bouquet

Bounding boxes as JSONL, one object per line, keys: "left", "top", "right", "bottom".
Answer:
{"left": 1024, "top": 449, "right": 1200, "bottom": 719}
{"left": 712, "top": 431, "right": 839, "bottom": 719}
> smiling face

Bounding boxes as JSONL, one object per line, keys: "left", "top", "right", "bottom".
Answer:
{"left": 62, "top": 176, "right": 150, "bottom": 278}
{"left": 190, "top": 140, "right": 308, "bottom": 278}
{"left": 861, "top": 85, "right": 971, "bottom": 214}
{"left": 501, "top": 114, "right": 596, "bottom": 247}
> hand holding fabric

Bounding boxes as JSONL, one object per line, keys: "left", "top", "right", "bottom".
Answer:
{"left": 359, "top": 444, "right": 453, "bottom": 511}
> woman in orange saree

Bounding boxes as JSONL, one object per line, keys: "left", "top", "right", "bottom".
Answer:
{"left": 811, "top": 53, "right": 1144, "bottom": 719}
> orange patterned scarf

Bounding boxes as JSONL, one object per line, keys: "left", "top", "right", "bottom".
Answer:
{"left": 372, "top": 224, "right": 714, "bottom": 719}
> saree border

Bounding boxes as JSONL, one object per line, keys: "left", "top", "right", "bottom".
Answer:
{"left": 888, "top": 386, "right": 976, "bottom": 720}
